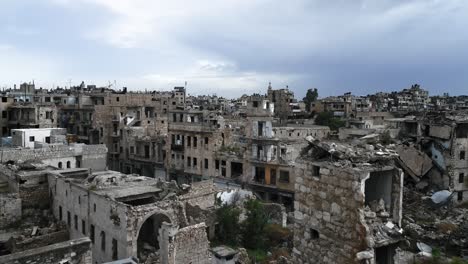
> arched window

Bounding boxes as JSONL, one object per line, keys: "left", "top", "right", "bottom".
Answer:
{"left": 66, "top": 161, "right": 71, "bottom": 168}
{"left": 58, "top": 162, "right": 62, "bottom": 169}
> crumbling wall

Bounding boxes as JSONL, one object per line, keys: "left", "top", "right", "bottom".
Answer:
{"left": 292, "top": 162, "right": 370, "bottom": 264}
{"left": 159, "top": 222, "right": 210, "bottom": 264}
{"left": 0, "top": 193, "right": 21, "bottom": 228}
{"left": 8, "top": 230, "right": 69, "bottom": 253}
{"left": 179, "top": 180, "right": 216, "bottom": 209}
{"left": 0, "top": 237, "right": 92, "bottom": 264}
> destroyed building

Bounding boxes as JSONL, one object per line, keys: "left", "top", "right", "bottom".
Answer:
{"left": 293, "top": 139, "right": 404, "bottom": 264}
{"left": 400, "top": 112, "right": 468, "bottom": 203}
{"left": 48, "top": 168, "right": 216, "bottom": 263}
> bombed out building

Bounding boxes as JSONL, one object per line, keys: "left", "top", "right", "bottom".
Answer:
{"left": 293, "top": 139, "right": 404, "bottom": 264}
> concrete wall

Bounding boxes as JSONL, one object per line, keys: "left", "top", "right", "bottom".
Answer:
{"left": 11, "top": 128, "right": 66, "bottom": 148}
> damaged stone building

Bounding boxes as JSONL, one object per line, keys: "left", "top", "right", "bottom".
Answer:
{"left": 48, "top": 169, "right": 216, "bottom": 263}
{"left": 400, "top": 112, "right": 468, "bottom": 203}
{"left": 0, "top": 157, "right": 216, "bottom": 264}
{"left": 293, "top": 140, "right": 404, "bottom": 264}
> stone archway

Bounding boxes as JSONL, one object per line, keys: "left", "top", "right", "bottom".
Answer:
{"left": 136, "top": 213, "right": 171, "bottom": 259}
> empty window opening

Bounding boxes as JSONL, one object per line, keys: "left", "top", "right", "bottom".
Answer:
{"left": 58, "top": 162, "right": 63, "bottom": 169}
{"left": 375, "top": 245, "right": 396, "bottom": 264}
{"left": 67, "top": 211, "right": 71, "bottom": 226}
{"left": 231, "top": 162, "right": 243, "bottom": 178}
{"left": 29, "top": 136, "right": 35, "bottom": 142}
{"left": 82, "top": 220, "right": 86, "bottom": 235}
{"left": 90, "top": 225, "right": 95, "bottom": 243}
{"left": 279, "top": 170, "right": 290, "bottom": 183}
{"left": 460, "top": 151, "right": 465, "bottom": 160}
{"left": 458, "top": 192, "right": 463, "bottom": 201}
{"left": 74, "top": 215, "right": 78, "bottom": 230}
{"left": 101, "top": 231, "right": 106, "bottom": 251}
{"left": 364, "top": 171, "right": 393, "bottom": 215}
{"left": 310, "top": 228, "right": 319, "bottom": 240}
{"left": 255, "top": 166, "right": 265, "bottom": 183}
{"left": 312, "top": 166, "right": 320, "bottom": 177}
{"left": 460, "top": 173, "right": 465, "bottom": 184}
{"left": 66, "top": 161, "right": 71, "bottom": 168}
{"left": 112, "top": 239, "right": 118, "bottom": 260}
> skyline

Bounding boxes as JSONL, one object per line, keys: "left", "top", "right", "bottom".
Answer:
{"left": 1, "top": 0, "right": 468, "bottom": 98}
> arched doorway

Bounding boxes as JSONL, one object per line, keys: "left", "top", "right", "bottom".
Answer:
{"left": 137, "top": 213, "right": 171, "bottom": 259}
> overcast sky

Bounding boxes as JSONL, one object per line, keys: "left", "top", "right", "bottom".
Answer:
{"left": 1, "top": 0, "right": 468, "bottom": 98}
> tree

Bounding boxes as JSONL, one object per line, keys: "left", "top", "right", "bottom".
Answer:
{"left": 215, "top": 204, "right": 241, "bottom": 246}
{"left": 314, "top": 112, "right": 346, "bottom": 131}
{"left": 242, "top": 199, "right": 268, "bottom": 249}
{"left": 303, "top": 88, "right": 319, "bottom": 112}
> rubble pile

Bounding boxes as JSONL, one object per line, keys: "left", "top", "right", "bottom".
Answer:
{"left": 402, "top": 187, "right": 468, "bottom": 256}
{"left": 304, "top": 136, "right": 398, "bottom": 164}
{"left": 364, "top": 199, "right": 403, "bottom": 247}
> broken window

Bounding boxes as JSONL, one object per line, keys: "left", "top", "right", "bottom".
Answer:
{"left": 365, "top": 171, "right": 393, "bottom": 214}
{"left": 204, "top": 137, "right": 209, "bottom": 145}
{"left": 458, "top": 192, "right": 463, "bottom": 201}
{"left": 258, "top": 122, "right": 264, "bottom": 137}
{"left": 215, "top": 160, "right": 220, "bottom": 170}
{"left": 90, "top": 225, "right": 95, "bottom": 243}
{"left": 204, "top": 158, "right": 209, "bottom": 169}
{"left": 82, "top": 220, "right": 86, "bottom": 235}
{"left": 67, "top": 211, "right": 71, "bottom": 226}
{"left": 193, "top": 157, "right": 197, "bottom": 168}
{"left": 101, "top": 231, "right": 106, "bottom": 251}
{"left": 112, "top": 239, "right": 118, "bottom": 260}
{"left": 193, "top": 137, "right": 197, "bottom": 148}
{"left": 67, "top": 161, "right": 71, "bottom": 168}
{"left": 187, "top": 136, "right": 191, "bottom": 147}
{"left": 255, "top": 166, "right": 265, "bottom": 183}
{"left": 58, "top": 162, "right": 62, "bottom": 169}
{"left": 312, "top": 166, "right": 320, "bottom": 177}
{"left": 460, "top": 173, "right": 465, "bottom": 184}
{"left": 59, "top": 206, "right": 63, "bottom": 221}
{"left": 253, "top": 101, "right": 259, "bottom": 107}
{"left": 279, "top": 170, "right": 290, "bottom": 183}
{"left": 310, "top": 229, "right": 319, "bottom": 240}
{"left": 221, "top": 160, "right": 226, "bottom": 166}
{"left": 460, "top": 151, "right": 465, "bottom": 160}
{"left": 231, "top": 162, "right": 243, "bottom": 178}
{"left": 29, "top": 136, "right": 35, "bottom": 142}
{"left": 74, "top": 215, "right": 78, "bottom": 230}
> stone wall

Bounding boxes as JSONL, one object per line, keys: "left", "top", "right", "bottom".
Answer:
{"left": 8, "top": 230, "right": 69, "bottom": 253}
{"left": 0, "top": 237, "right": 92, "bottom": 264}
{"left": 292, "top": 160, "right": 403, "bottom": 264}
{"left": 159, "top": 222, "right": 210, "bottom": 264}
{"left": 0, "top": 193, "right": 21, "bottom": 228}
{"left": 292, "top": 162, "right": 373, "bottom": 264}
